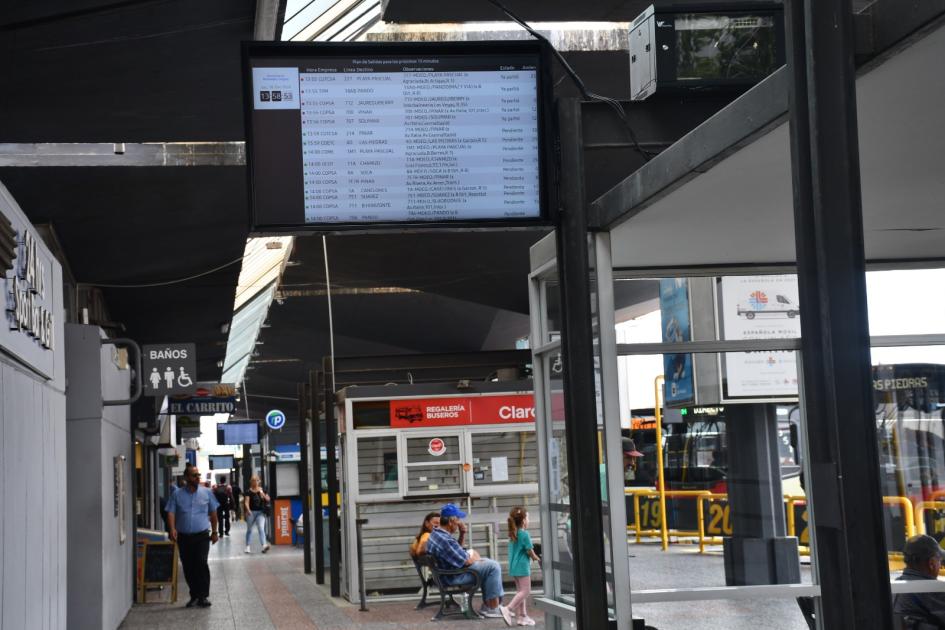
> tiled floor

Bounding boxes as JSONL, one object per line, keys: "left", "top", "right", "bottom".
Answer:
{"left": 121, "top": 523, "right": 545, "bottom": 630}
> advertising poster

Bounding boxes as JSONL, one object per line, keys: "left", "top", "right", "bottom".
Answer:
{"left": 659, "top": 278, "right": 695, "bottom": 405}
{"left": 718, "top": 274, "right": 800, "bottom": 398}
{"left": 273, "top": 499, "right": 293, "bottom": 545}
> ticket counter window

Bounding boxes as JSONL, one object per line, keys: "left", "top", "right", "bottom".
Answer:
{"left": 357, "top": 436, "right": 398, "bottom": 495}
{"left": 404, "top": 434, "right": 464, "bottom": 496}
{"left": 470, "top": 431, "right": 538, "bottom": 486}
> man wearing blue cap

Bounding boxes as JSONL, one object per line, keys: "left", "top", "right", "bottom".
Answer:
{"left": 425, "top": 503, "right": 512, "bottom": 624}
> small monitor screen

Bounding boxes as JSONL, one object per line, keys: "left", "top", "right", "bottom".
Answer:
{"left": 209, "top": 454, "right": 235, "bottom": 470}
{"left": 675, "top": 14, "right": 779, "bottom": 82}
{"left": 244, "top": 41, "right": 552, "bottom": 231}
{"left": 217, "top": 422, "right": 259, "bottom": 445}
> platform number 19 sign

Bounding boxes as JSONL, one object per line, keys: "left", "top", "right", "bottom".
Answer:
{"left": 266, "top": 409, "right": 286, "bottom": 431}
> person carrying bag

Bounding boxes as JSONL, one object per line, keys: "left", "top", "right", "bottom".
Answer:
{"left": 243, "top": 475, "right": 271, "bottom": 554}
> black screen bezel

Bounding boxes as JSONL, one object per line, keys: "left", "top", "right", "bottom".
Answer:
{"left": 216, "top": 421, "right": 259, "bottom": 445}
{"left": 655, "top": 7, "right": 785, "bottom": 90}
{"left": 242, "top": 39, "right": 557, "bottom": 234}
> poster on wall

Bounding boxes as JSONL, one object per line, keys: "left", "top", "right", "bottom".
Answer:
{"left": 718, "top": 275, "right": 801, "bottom": 399}
{"left": 273, "top": 500, "right": 293, "bottom": 545}
{"left": 114, "top": 455, "right": 127, "bottom": 544}
{"left": 659, "top": 278, "right": 695, "bottom": 406}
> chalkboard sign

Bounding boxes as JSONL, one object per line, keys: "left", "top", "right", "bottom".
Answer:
{"left": 143, "top": 542, "right": 177, "bottom": 584}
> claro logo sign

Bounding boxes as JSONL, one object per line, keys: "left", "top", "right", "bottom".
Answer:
{"left": 498, "top": 405, "right": 535, "bottom": 420}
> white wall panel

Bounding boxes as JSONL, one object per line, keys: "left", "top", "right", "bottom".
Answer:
{"left": 0, "top": 358, "right": 67, "bottom": 630}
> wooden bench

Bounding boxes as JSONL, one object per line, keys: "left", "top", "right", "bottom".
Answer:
{"left": 416, "top": 554, "right": 483, "bottom": 621}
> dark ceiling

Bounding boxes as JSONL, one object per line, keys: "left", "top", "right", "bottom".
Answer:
{"left": 0, "top": 0, "right": 255, "bottom": 142}
{"left": 0, "top": 0, "right": 745, "bottom": 439}
{"left": 0, "top": 0, "right": 257, "bottom": 389}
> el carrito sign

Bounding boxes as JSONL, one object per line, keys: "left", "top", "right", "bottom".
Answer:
{"left": 389, "top": 393, "right": 535, "bottom": 428}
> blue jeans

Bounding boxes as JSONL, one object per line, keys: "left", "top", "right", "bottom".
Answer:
{"left": 245, "top": 511, "right": 267, "bottom": 547}
{"left": 451, "top": 559, "right": 504, "bottom": 603}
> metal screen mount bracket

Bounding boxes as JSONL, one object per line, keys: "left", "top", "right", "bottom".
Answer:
{"left": 102, "top": 337, "right": 143, "bottom": 406}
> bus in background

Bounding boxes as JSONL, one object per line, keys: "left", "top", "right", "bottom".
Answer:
{"left": 623, "top": 364, "right": 945, "bottom": 549}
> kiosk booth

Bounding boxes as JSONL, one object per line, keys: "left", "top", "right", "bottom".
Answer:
{"left": 336, "top": 381, "right": 542, "bottom": 601}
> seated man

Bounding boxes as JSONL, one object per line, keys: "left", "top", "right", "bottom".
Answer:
{"left": 425, "top": 503, "right": 512, "bottom": 625}
{"left": 894, "top": 534, "right": 945, "bottom": 628}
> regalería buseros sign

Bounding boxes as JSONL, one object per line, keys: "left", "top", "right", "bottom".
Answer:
{"left": 8, "top": 230, "right": 55, "bottom": 350}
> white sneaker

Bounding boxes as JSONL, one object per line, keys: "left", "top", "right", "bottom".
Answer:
{"left": 244, "top": 545, "right": 251, "bottom": 554}
{"left": 262, "top": 543, "right": 270, "bottom": 554}
{"left": 499, "top": 605, "right": 513, "bottom": 626}
{"left": 517, "top": 616, "right": 536, "bottom": 626}
{"left": 480, "top": 606, "right": 503, "bottom": 618}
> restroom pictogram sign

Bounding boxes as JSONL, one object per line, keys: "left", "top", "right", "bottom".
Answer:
{"left": 142, "top": 343, "right": 197, "bottom": 395}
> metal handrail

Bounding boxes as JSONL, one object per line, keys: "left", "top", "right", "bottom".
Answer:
{"left": 884, "top": 495, "right": 916, "bottom": 539}
{"left": 914, "top": 500, "right": 945, "bottom": 536}
{"left": 102, "top": 337, "right": 142, "bottom": 406}
{"left": 625, "top": 488, "right": 712, "bottom": 545}
{"left": 697, "top": 493, "right": 729, "bottom": 553}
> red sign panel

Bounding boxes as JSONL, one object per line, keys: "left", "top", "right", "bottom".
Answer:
{"left": 273, "top": 499, "right": 293, "bottom": 545}
{"left": 390, "top": 394, "right": 535, "bottom": 428}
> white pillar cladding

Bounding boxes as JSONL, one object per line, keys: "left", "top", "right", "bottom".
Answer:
{"left": 65, "top": 324, "right": 134, "bottom": 630}
{"left": 0, "top": 180, "right": 67, "bottom": 630}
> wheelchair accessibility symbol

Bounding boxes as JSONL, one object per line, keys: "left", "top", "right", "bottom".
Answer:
{"left": 266, "top": 409, "right": 286, "bottom": 431}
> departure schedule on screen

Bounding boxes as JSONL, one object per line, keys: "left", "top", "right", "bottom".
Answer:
{"left": 246, "top": 45, "right": 549, "bottom": 230}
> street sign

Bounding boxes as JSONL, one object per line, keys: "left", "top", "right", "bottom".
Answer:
{"left": 142, "top": 343, "right": 197, "bottom": 395}
{"left": 266, "top": 409, "right": 286, "bottom": 431}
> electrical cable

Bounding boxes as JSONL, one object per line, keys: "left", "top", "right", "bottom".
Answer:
{"left": 81, "top": 254, "right": 246, "bottom": 289}
{"left": 483, "top": 0, "right": 653, "bottom": 161}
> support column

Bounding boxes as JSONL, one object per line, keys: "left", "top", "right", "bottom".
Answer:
{"left": 323, "top": 359, "right": 342, "bottom": 597}
{"left": 555, "top": 98, "right": 611, "bottom": 630}
{"left": 723, "top": 404, "right": 800, "bottom": 586}
{"left": 298, "top": 382, "right": 312, "bottom": 574}
{"left": 310, "top": 369, "right": 326, "bottom": 584}
{"left": 786, "top": 0, "right": 893, "bottom": 627}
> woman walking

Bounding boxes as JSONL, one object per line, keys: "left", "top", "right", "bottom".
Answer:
{"left": 507, "top": 507, "right": 540, "bottom": 626}
{"left": 243, "top": 475, "right": 271, "bottom": 554}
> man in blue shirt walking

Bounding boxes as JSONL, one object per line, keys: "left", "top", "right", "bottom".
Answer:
{"left": 166, "top": 464, "right": 220, "bottom": 607}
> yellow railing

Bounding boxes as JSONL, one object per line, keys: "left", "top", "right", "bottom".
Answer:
{"left": 884, "top": 495, "right": 916, "bottom": 539}
{"left": 697, "top": 493, "right": 729, "bottom": 553}
{"left": 914, "top": 501, "right": 945, "bottom": 536}
{"left": 625, "top": 488, "right": 711, "bottom": 545}
{"left": 628, "top": 491, "right": 916, "bottom": 558}
{"left": 653, "top": 376, "right": 669, "bottom": 550}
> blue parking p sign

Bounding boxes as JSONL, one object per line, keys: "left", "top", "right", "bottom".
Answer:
{"left": 266, "top": 409, "right": 286, "bottom": 431}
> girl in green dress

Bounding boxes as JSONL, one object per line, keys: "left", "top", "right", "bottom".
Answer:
{"left": 507, "top": 507, "right": 541, "bottom": 626}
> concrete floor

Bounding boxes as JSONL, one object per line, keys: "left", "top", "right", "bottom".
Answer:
{"left": 121, "top": 521, "right": 545, "bottom": 630}
{"left": 628, "top": 542, "right": 813, "bottom": 630}
{"left": 122, "top": 524, "right": 818, "bottom": 629}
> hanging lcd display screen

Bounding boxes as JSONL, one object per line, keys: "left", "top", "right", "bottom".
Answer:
{"left": 243, "top": 40, "right": 555, "bottom": 233}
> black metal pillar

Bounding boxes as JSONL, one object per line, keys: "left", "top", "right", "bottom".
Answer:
{"left": 323, "top": 359, "right": 342, "bottom": 597}
{"left": 311, "top": 369, "right": 325, "bottom": 584}
{"left": 723, "top": 404, "right": 800, "bottom": 586}
{"left": 786, "top": 1, "right": 893, "bottom": 628}
{"left": 242, "top": 444, "right": 252, "bottom": 490}
{"left": 298, "top": 382, "right": 313, "bottom": 574}
{"left": 555, "top": 98, "right": 611, "bottom": 630}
